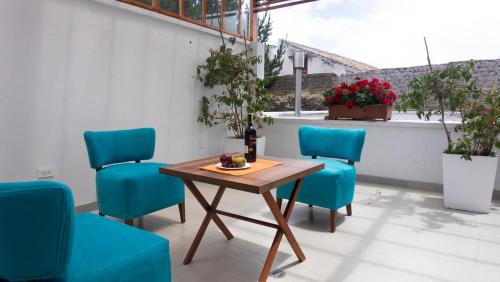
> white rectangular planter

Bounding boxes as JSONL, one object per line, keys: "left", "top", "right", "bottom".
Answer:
{"left": 442, "top": 154, "right": 498, "bottom": 213}
{"left": 223, "top": 136, "right": 266, "bottom": 156}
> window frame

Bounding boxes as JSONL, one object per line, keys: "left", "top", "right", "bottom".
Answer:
{"left": 119, "top": 0, "right": 255, "bottom": 40}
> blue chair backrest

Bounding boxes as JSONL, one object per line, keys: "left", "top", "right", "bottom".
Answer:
{"left": 298, "top": 126, "right": 366, "bottom": 162}
{"left": 0, "top": 181, "right": 75, "bottom": 281}
{"left": 84, "top": 128, "right": 156, "bottom": 169}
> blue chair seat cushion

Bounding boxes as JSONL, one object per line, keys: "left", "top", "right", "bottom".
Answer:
{"left": 57, "top": 213, "right": 171, "bottom": 282}
{"left": 277, "top": 158, "right": 356, "bottom": 210}
{"left": 96, "top": 162, "right": 184, "bottom": 220}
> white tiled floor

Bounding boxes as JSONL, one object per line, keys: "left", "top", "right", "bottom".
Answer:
{"left": 125, "top": 182, "right": 500, "bottom": 282}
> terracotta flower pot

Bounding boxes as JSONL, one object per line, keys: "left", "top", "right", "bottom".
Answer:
{"left": 327, "top": 104, "right": 392, "bottom": 121}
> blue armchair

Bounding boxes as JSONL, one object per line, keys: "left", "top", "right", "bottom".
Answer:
{"left": 0, "top": 181, "right": 171, "bottom": 282}
{"left": 84, "top": 128, "right": 185, "bottom": 226}
{"left": 277, "top": 126, "right": 366, "bottom": 232}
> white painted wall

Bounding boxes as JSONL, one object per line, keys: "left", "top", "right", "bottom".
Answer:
{"left": 0, "top": 0, "right": 260, "bottom": 205}
{"left": 263, "top": 113, "right": 500, "bottom": 191}
{"left": 268, "top": 44, "right": 355, "bottom": 76}
{"left": 278, "top": 46, "right": 294, "bottom": 76}
{"left": 307, "top": 56, "right": 353, "bottom": 75}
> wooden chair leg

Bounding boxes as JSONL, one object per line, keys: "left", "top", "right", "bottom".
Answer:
{"left": 125, "top": 219, "right": 133, "bottom": 226}
{"left": 346, "top": 204, "right": 352, "bottom": 216}
{"left": 330, "top": 210, "right": 337, "bottom": 233}
{"left": 276, "top": 198, "right": 282, "bottom": 210}
{"left": 178, "top": 202, "right": 186, "bottom": 223}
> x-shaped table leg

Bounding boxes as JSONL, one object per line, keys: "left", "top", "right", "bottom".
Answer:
{"left": 259, "top": 178, "right": 305, "bottom": 282}
{"left": 183, "top": 180, "right": 233, "bottom": 265}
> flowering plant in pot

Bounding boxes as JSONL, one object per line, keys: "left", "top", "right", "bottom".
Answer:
{"left": 397, "top": 60, "right": 498, "bottom": 213}
{"left": 322, "top": 77, "right": 397, "bottom": 121}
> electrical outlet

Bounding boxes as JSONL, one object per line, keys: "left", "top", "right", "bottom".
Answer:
{"left": 37, "top": 167, "right": 55, "bottom": 179}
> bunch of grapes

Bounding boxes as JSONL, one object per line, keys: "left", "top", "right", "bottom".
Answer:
{"left": 220, "top": 154, "right": 247, "bottom": 168}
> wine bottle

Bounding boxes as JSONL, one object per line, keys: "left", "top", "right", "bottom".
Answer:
{"left": 244, "top": 113, "right": 257, "bottom": 163}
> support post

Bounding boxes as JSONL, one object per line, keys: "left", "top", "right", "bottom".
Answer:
{"left": 293, "top": 51, "right": 304, "bottom": 117}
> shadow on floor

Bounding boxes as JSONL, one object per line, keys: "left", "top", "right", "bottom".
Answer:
{"left": 172, "top": 236, "right": 296, "bottom": 282}
{"left": 259, "top": 203, "right": 349, "bottom": 233}
{"left": 357, "top": 189, "right": 478, "bottom": 231}
{"left": 137, "top": 213, "right": 183, "bottom": 232}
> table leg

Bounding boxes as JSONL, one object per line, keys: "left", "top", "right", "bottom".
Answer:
{"left": 259, "top": 178, "right": 305, "bottom": 282}
{"left": 183, "top": 181, "right": 233, "bottom": 265}
{"left": 184, "top": 180, "right": 234, "bottom": 239}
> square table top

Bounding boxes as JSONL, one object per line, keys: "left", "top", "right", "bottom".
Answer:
{"left": 159, "top": 154, "right": 324, "bottom": 194}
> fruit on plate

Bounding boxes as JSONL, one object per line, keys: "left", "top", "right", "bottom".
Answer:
{"left": 220, "top": 154, "right": 232, "bottom": 167}
{"left": 219, "top": 155, "right": 247, "bottom": 168}
{"left": 232, "top": 157, "right": 246, "bottom": 167}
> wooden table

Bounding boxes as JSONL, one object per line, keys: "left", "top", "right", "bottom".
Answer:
{"left": 160, "top": 155, "right": 324, "bottom": 282}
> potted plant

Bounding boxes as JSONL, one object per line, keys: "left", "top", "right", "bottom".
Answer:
{"left": 323, "top": 77, "right": 397, "bottom": 121}
{"left": 196, "top": 37, "right": 273, "bottom": 154}
{"left": 398, "top": 60, "right": 499, "bottom": 213}
{"left": 442, "top": 87, "right": 500, "bottom": 212}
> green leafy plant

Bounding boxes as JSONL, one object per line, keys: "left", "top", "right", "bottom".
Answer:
{"left": 450, "top": 86, "right": 500, "bottom": 160}
{"left": 397, "top": 60, "right": 482, "bottom": 153}
{"left": 258, "top": 13, "right": 285, "bottom": 89}
{"left": 196, "top": 38, "right": 273, "bottom": 138}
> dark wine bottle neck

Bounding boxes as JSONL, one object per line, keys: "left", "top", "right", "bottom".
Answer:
{"left": 247, "top": 114, "right": 253, "bottom": 126}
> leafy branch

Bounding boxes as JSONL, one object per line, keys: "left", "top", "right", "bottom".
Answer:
{"left": 196, "top": 39, "right": 273, "bottom": 138}
{"left": 397, "top": 60, "right": 483, "bottom": 153}
{"left": 258, "top": 12, "right": 286, "bottom": 88}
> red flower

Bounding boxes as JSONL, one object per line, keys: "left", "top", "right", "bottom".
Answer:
{"left": 327, "top": 77, "right": 393, "bottom": 108}
{"left": 357, "top": 79, "right": 369, "bottom": 89}
{"left": 334, "top": 95, "right": 342, "bottom": 103}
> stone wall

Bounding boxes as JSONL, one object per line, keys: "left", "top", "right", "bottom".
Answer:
{"left": 268, "top": 59, "right": 500, "bottom": 111}
{"left": 269, "top": 73, "right": 338, "bottom": 111}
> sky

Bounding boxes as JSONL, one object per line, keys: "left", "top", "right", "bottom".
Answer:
{"left": 267, "top": 0, "right": 500, "bottom": 69}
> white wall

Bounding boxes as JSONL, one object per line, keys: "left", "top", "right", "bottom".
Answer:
{"left": 307, "top": 56, "right": 351, "bottom": 75}
{"left": 263, "top": 114, "right": 500, "bottom": 191}
{"left": 268, "top": 44, "right": 354, "bottom": 76}
{"left": 278, "top": 46, "right": 294, "bottom": 76}
{"left": 0, "top": 0, "right": 255, "bottom": 205}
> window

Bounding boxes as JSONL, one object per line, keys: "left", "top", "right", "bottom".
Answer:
{"left": 122, "top": 0, "right": 254, "bottom": 39}
{"left": 224, "top": 0, "right": 239, "bottom": 34}
{"left": 184, "top": 0, "right": 202, "bottom": 21}
{"left": 158, "top": 0, "right": 179, "bottom": 14}
{"left": 206, "top": 0, "right": 221, "bottom": 28}
{"left": 303, "top": 57, "right": 308, "bottom": 74}
{"left": 240, "top": 0, "right": 251, "bottom": 37}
